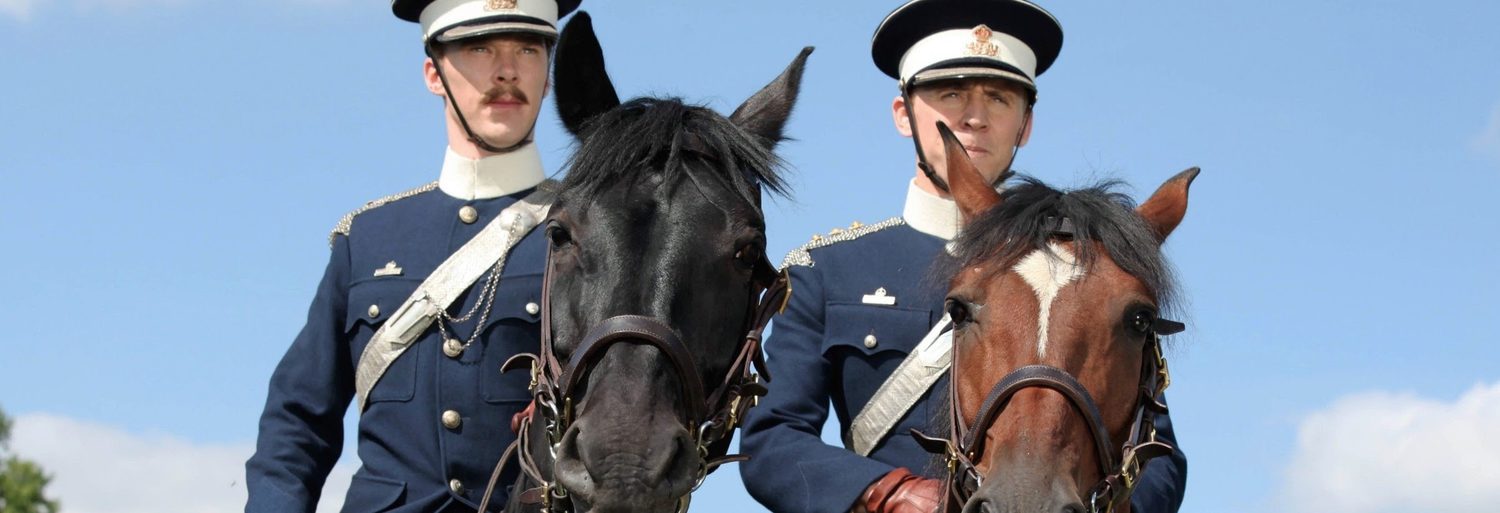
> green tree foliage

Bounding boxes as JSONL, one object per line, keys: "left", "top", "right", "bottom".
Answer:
{"left": 0, "top": 407, "right": 60, "bottom": 513}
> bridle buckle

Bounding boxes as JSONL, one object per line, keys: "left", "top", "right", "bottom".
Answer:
{"left": 1152, "top": 340, "right": 1172, "bottom": 395}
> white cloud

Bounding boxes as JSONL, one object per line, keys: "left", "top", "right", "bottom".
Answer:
{"left": 10, "top": 413, "right": 356, "bottom": 513}
{"left": 0, "top": 0, "right": 34, "bottom": 20}
{"left": 1474, "top": 103, "right": 1500, "bottom": 163}
{"left": 1277, "top": 381, "right": 1500, "bottom": 513}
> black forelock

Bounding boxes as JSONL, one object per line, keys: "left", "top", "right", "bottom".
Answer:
{"left": 560, "top": 97, "right": 788, "bottom": 207}
{"left": 944, "top": 177, "right": 1178, "bottom": 310}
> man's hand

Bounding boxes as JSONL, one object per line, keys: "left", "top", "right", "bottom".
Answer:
{"left": 856, "top": 467, "right": 943, "bottom": 513}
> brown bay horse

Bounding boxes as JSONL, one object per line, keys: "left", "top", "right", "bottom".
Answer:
{"left": 922, "top": 122, "right": 1195, "bottom": 513}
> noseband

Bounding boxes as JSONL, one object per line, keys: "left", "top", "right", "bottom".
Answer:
{"left": 483, "top": 233, "right": 791, "bottom": 513}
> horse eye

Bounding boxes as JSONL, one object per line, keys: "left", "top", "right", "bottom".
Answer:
{"left": 733, "top": 244, "right": 760, "bottom": 270}
{"left": 945, "top": 298, "right": 970, "bottom": 326}
{"left": 547, "top": 225, "right": 573, "bottom": 249}
{"left": 1128, "top": 309, "right": 1155, "bottom": 335}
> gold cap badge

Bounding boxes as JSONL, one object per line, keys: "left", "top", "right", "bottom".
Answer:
{"left": 966, "top": 24, "right": 999, "bottom": 57}
{"left": 485, "top": 0, "right": 518, "bottom": 11}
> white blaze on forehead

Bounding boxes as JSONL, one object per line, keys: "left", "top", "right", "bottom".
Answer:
{"left": 1012, "top": 243, "right": 1086, "bottom": 358}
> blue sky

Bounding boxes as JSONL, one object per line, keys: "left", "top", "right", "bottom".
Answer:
{"left": 2, "top": 1, "right": 1498, "bottom": 512}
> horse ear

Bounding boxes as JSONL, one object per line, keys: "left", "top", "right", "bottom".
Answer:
{"left": 729, "top": 47, "right": 814, "bottom": 149}
{"left": 1136, "top": 167, "right": 1200, "bottom": 243}
{"left": 938, "top": 121, "right": 1001, "bottom": 224}
{"left": 554, "top": 12, "right": 621, "bottom": 136}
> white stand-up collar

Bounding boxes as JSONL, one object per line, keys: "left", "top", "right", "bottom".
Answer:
{"left": 902, "top": 179, "right": 962, "bottom": 241}
{"left": 438, "top": 143, "right": 546, "bottom": 200}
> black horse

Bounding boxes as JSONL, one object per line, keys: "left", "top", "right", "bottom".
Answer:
{"left": 493, "top": 13, "right": 810, "bottom": 513}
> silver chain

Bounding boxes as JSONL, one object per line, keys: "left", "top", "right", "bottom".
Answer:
{"left": 435, "top": 211, "right": 524, "bottom": 350}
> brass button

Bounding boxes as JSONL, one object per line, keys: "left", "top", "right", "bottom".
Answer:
{"left": 442, "top": 410, "right": 462, "bottom": 430}
{"left": 367, "top": 304, "right": 381, "bottom": 319}
{"left": 525, "top": 302, "right": 540, "bottom": 316}
{"left": 443, "top": 339, "right": 465, "bottom": 359}
{"left": 449, "top": 478, "right": 465, "bottom": 494}
{"left": 459, "top": 205, "right": 479, "bottom": 224}
{"left": 863, "top": 334, "right": 878, "bottom": 349}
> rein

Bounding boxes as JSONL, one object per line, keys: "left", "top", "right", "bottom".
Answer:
{"left": 480, "top": 232, "right": 791, "bottom": 513}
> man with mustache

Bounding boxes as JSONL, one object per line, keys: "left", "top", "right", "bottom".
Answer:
{"left": 245, "top": 1, "right": 578, "bottom": 511}
{"left": 739, "top": 1, "right": 1188, "bottom": 512}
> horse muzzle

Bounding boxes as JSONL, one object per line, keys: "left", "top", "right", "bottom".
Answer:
{"left": 548, "top": 316, "right": 705, "bottom": 512}
{"left": 552, "top": 410, "right": 698, "bottom": 513}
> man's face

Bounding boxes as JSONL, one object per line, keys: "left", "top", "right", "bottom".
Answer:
{"left": 893, "top": 77, "right": 1033, "bottom": 187}
{"left": 424, "top": 33, "right": 550, "bottom": 153}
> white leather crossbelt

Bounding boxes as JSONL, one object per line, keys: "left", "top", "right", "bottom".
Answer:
{"left": 353, "top": 182, "right": 557, "bottom": 411}
{"left": 849, "top": 315, "right": 953, "bottom": 456}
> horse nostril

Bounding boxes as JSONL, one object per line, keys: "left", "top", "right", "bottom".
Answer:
{"left": 552, "top": 425, "right": 598, "bottom": 497}
{"left": 642, "top": 430, "right": 686, "bottom": 486}
{"left": 1060, "top": 503, "right": 1085, "bottom": 513}
{"left": 962, "top": 497, "right": 998, "bottom": 513}
{"left": 555, "top": 424, "right": 583, "bottom": 463}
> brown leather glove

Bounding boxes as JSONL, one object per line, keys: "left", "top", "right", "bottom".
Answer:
{"left": 511, "top": 401, "right": 536, "bottom": 433}
{"left": 858, "top": 468, "right": 943, "bottom": 513}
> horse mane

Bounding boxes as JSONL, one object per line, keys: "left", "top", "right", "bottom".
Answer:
{"left": 560, "top": 97, "right": 789, "bottom": 206}
{"left": 943, "top": 177, "right": 1179, "bottom": 311}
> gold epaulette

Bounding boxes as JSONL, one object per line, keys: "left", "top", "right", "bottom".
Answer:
{"left": 779, "top": 217, "right": 906, "bottom": 269}
{"left": 328, "top": 182, "right": 440, "bottom": 248}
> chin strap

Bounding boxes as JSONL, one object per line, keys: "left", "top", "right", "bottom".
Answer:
{"left": 902, "top": 83, "right": 951, "bottom": 194}
{"left": 1003, "top": 104, "right": 1032, "bottom": 182}
{"left": 428, "top": 45, "right": 538, "bottom": 155}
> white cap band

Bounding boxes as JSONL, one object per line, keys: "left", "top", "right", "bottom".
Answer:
{"left": 898, "top": 25, "right": 1037, "bottom": 87}
{"left": 420, "top": 0, "right": 559, "bottom": 42}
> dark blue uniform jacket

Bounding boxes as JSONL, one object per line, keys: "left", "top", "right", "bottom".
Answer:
{"left": 246, "top": 184, "right": 545, "bottom": 513}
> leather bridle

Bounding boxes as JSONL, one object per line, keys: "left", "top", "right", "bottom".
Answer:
{"left": 916, "top": 222, "right": 1184, "bottom": 513}
{"left": 481, "top": 224, "right": 791, "bottom": 513}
